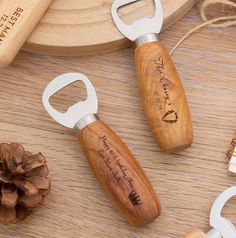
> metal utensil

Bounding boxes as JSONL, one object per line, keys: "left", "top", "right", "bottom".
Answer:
{"left": 185, "top": 186, "right": 236, "bottom": 238}
{"left": 111, "top": 0, "right": 193, "bottom": 153}
{"left": 42, "top": 72, "right": 161, "bottom": 227}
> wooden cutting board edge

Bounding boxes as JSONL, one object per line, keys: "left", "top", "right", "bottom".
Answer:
{"left": 22, "top": 0, "right": 197, "bottom": 56}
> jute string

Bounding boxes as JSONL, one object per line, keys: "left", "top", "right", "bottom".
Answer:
{"left": 170, "top": 0, "right": 236, "bottom": 55}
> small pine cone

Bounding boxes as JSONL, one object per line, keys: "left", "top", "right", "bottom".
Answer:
{"left": 0, "top": 143, "right": 51, "bottom": 224}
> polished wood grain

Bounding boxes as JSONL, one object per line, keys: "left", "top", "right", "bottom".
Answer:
{"left": 0, "top": 0, "right": 52, "bottom": 67}
{"left": 185, "top": 230, "right": 207, "bottom": 238}
{"left": 79, "top": 119, "right": 161, "bottom": 227}
{"left": 0, "top": 5, "right": 235, "bottom": 238}
{"left": 135, "top": 41, "right": 193, "bottom": 152}
{"left": 23, "top": 0, "right": 196, "bottom": 56}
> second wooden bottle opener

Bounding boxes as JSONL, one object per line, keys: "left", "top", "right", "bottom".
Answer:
{"left": 185, "top": 186, "right": 236, "bottom": 238}
{"left": 111, "top": 0, "right": 193, "bottom": 153}
{"left": 42, "top": 73, "right": 161, "bottom": 227}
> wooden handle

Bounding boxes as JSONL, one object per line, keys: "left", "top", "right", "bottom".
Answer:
{"left": 79, "top": 119, "right": 161, "bottom": 227}
{"left": 0, "top": 0, "right": 52, "bottom": 67}
{"left": 185, "top": 230, "right": 207, "bottom": 238}
{"left": 135, "top": 41, "right": 193, "bottom": 153}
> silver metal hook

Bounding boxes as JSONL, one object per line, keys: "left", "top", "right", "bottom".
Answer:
{"left": 42, "top": 72, "right": 98, "bottom": 129}
{"left": 111, "top": 0, "right": 164, "bottom": 41}
{"left": 208, "top": 187, "right": 236, "bottom": 238}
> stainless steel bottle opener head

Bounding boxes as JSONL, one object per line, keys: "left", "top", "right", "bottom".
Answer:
{"left": 42, "top": 73, "right": 98, "bottom": 129}
{"left": 111, "top": 0, "right": 164, "bottom": 42}
{"left": 207, "top": 186, "right": 236, "bottom": 238}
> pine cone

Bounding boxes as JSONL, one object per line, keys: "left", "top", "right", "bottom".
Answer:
{"left": 0, "top": 143, "right": 50, "bottom": 224}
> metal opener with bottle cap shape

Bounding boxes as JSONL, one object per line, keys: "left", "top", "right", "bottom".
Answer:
{"left": 111, "top": 0, "right": 193, "bottom": 153}
{"left": 42, "top": 72, "right": 161, "bottom": 227}
{"left": 185, "top": 186, "right": 236, "bottom": 238}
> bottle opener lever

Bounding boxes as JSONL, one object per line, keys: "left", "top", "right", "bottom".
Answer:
{"left": 111, "top": 0, "right": 193, "bottom": 153}
{"left": 185, "top": 186, "right": 236, "bottom": 238}
{"left": 42, "top": 73, "right": 161, "bottom": 227}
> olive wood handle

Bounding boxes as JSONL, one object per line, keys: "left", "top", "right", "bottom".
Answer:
{"left": 185, "top": 230, "right": 207, "bottom": 238}
{"left": 135, "top": 41, "right": 193, "bottom": 153}
{"left": 0, "top": 0, "right": 52, "bottom": 67}
{"left": 79, "top": 119, "right": 161, "bottom": 227}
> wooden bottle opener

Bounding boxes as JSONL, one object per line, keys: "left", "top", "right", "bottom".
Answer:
{"left": 42, "top": 73, "right": 161, "bottom": 227}
{"left": 0, "top": 0, "right": 52, "bottom": 67}
{"left": 185, "top": 186, "right": 236, "bottom": 238}
{"left": 111, "top": 0, "right": 193, "bottom": 153}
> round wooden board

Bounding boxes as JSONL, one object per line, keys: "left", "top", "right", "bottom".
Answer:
{"left": 23, "top": 0, "right": 196, "bottom": 56}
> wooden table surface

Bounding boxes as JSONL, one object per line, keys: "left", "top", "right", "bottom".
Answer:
{"left": 0, "top": 5, "right": 236, "bottom": 238}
